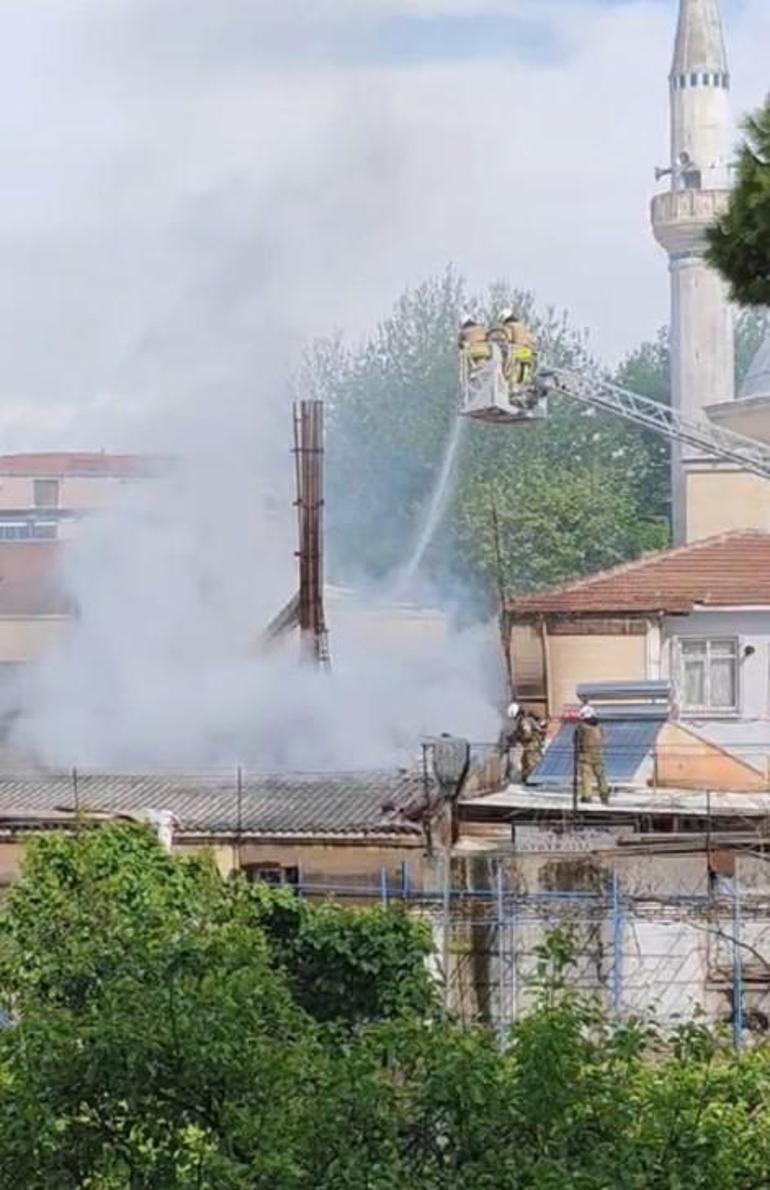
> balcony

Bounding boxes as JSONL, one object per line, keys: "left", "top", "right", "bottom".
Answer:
{"left": 651, "top": 189, "right": 731, "bottom": 256}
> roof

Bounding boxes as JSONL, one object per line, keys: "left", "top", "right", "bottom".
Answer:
{"left": 459, "top": 785, "right": 770, "bottom": 824}
{"left": 740, "top": 329, "right": 770, "bottom": 402}
{"left": 0, "top": 453, "right": 158, "bottom": 479}
{"left": 0, "top": 770, "right": 429, "bottom": 837}
{"left": 671, "top": 0, "right": 727, "bottom": 74}
{"left": 506, "top": 532, "right": 770, "bottom": 616}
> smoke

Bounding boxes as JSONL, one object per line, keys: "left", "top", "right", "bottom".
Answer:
{"left": 11, "top": 445, "right": 502, "bottom": 771}
{"left": 0, "top": 0, "right": 523, "bottom": 769}
{"left": 5, "top": 61, "right": 501, "bottom": 769}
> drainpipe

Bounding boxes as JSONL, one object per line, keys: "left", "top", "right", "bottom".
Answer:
{"left": 539, "top": 616, "right": 552, "bottom": 719}
{"left": 141, "top": 809, "right": 177, "bottom": 852}
{"left": 646, "top": 616, "right": 663, "bottom": 681}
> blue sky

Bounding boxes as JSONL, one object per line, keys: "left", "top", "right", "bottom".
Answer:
{"left": 312, "top": 1, "right": 753, "bottom": 70}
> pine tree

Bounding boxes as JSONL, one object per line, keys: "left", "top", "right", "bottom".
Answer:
{"left": 707, "top": 98, "right": 770, "bottom": 306}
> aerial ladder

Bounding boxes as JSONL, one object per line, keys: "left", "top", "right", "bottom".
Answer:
{"left": 459, "top": 325, "right": 770, "bottom": 482}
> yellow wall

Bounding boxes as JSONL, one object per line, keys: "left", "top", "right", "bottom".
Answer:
{"left": 547, "top": 633, "right": 647, "bottom": 716}
{"left": 175, "top": 838, "right": 426, "bottom": 888}
{"left": 0, "top": 475, "right": 132, "bottom": 511}
{"left": 687, "top": 469, "right": 770, "bottom": 541}
{"left": 0, "top": 835, "right": 426, "bottom": 892}
{"left": 656, "top": 721, "right": 768, "bottom": 792}
{"left": 0, "top": 617, "right": 69, "bottom": 662}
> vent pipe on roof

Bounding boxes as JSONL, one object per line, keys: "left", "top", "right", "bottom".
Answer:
{"left": 140, "top": 809, "right": 177, "bottom": 852}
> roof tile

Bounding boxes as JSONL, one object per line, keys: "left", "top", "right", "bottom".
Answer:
{"left": 506, "top": 531, "right": 770, "bottom": 616}
{"left": 0, "top": 453, "right": 157, "bottom": 478}
{"left": 0, "top": 771, "right": 428, "bottom": 836}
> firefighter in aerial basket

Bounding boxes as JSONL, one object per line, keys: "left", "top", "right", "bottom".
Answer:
{"left": 498, "top": 309, "right": 537, "bottom": 390}
{"left": 458, "top": 317, "right": 492, "bottom": 381}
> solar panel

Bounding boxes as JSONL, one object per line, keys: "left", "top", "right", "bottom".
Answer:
{"left": 529, "top": 715, "right": 666, "bottom": 786}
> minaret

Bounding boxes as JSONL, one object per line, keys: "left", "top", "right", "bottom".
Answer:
{"left": 651, "top": 0, "right": 735, "bottom": 544}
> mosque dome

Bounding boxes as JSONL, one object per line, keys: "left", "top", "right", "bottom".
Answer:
{"left": 740, "top": 324, "right": 770, "bottom": 402}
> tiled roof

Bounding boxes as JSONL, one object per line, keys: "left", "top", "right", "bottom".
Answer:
{"left": 0, "top": 771, "right": 428, "bottom": 837}
{"left": 0, "top": 453, "right": 158, "bottom": 478}
{"left": 506, "top": 531, "right": 770, "bottom": 616}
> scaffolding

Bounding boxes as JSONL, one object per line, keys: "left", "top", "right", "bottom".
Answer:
{"left": 290, "top": 864, "right": 770, "bottom": 1050}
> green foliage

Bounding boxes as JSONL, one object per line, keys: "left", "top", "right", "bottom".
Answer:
{"left": 0, "top": 827, "right": 436, "bottom": 1187}
{"left": 6, "top": 828, "right": 770, "bottom": 1186}
{"left": 309, "top": 267, "right": 768, "bottom": 601}
{"left": 247, "top": 884, "right": 436, "bottom": 1025}
{"left": 307, "top": 269, "right": 675, "bottom": 598}
{"left": 707, "top": 99, "right": 770, "bottom": 306}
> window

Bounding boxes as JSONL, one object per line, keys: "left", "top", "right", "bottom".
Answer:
{"left": 0, "top": 523, "right": 29, "bottom": 540}
{"left": 33, "top": 479, "right": 59, "bottom": 508}
{"left": 679, "top": 73, "right": 687, "bottom": 88}
{"left": 32, "top": 522, "right": 57, "bottom": 539}
{"left": 243, "top": 863, "right": 299, "bottom": 888}
{"left": 702, "top": 73, "right": 710, "bottom": 85}
{"left": 690, "top": 72, "right": 698, "bottom": 86}
{"left": 0, "top": 520, "right": 56, "bottom": 540}
{"left": 679, "top": 638, "right": 739, "bottom": 713}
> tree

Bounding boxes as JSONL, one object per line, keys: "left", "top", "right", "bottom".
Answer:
{"left": 307, "top": 270, "right": 669, "bottom": 597}
{"left": 5, "top": 828, "right": 770, "bottom": 1186}
{"left": 707, "top": 98, "right": 770, "bottom": 306}
{"left": 0, "top": 826, "right": 435, "bottom": 1188}
{"left": 246, "top": 883, "right": 436, "bottom": 1027}
{"left": 307, "top": 268, "right": 769, "bottom": 600}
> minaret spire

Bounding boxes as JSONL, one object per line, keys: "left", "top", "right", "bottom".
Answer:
{"left": 668, "top": 0, "right": 731, "bottom": 192}
{"left": 672, "top": 0, "right": 727, "bottom": 77}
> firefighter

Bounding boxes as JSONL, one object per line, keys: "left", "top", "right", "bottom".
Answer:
{"left": 501, "top": 311, "right": 536, "bottom": 387}
{"left": 458, "top": 317, "right": 492, "bottom": 374}
{"left": 575, "top": 705, "right": 610, "bottom": 805}
{"left": 488, "top": 312, "right": 512, "bottom": 382}
{"left": 500, "top": 702, "right": 544, "bottom": 784}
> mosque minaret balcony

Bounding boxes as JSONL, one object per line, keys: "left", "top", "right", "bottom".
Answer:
{"left": 651, "top": 187, "right": 731, "bottom": 258}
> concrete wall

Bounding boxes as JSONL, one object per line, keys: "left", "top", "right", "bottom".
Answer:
{"left": 175, "top": 837, "right": 426, "bottom": 889}
{"left": 547, "top": 633, "right": 647, "bottom": 715}
{"left": 0, "top": 833, "right": 426, "bottom": 892}
{"left": 445, "top": 847, "right": 770, "bottom": 1033}
{"left": 0, "top": 617, "right": 69, "bottom": 662}
{"left": 687, "top": 469, "right": 770, "bottom": 540}
{"left": 656, "top": 721, "right": 767, "bottom": 791}
{"left": 0, "top": 475, "right": 147, "bottom": 514}
{"left": 0, "top": 476, "right": 133, "bottom": 511}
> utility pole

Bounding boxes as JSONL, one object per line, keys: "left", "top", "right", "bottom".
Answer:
{"left": 490, "top": 495, "right": 514, "bottom": 702}
{"left": 293, "top": 400, "right": 330, "bottom": 670}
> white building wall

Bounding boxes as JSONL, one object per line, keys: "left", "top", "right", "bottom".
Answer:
{"left": 662, "top": 609, "right": 770, "bottom": 766}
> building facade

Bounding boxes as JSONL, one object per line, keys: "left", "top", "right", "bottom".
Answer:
{"left": 507, "top": 532, "right": 770, "bottom": 791}
{"left": 0, "top": 453, "right": 154, "bottom": 542}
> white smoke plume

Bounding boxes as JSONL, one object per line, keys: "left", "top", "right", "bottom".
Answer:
{"left": 11, "top": 430, "right": 502, "bottom": 770}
